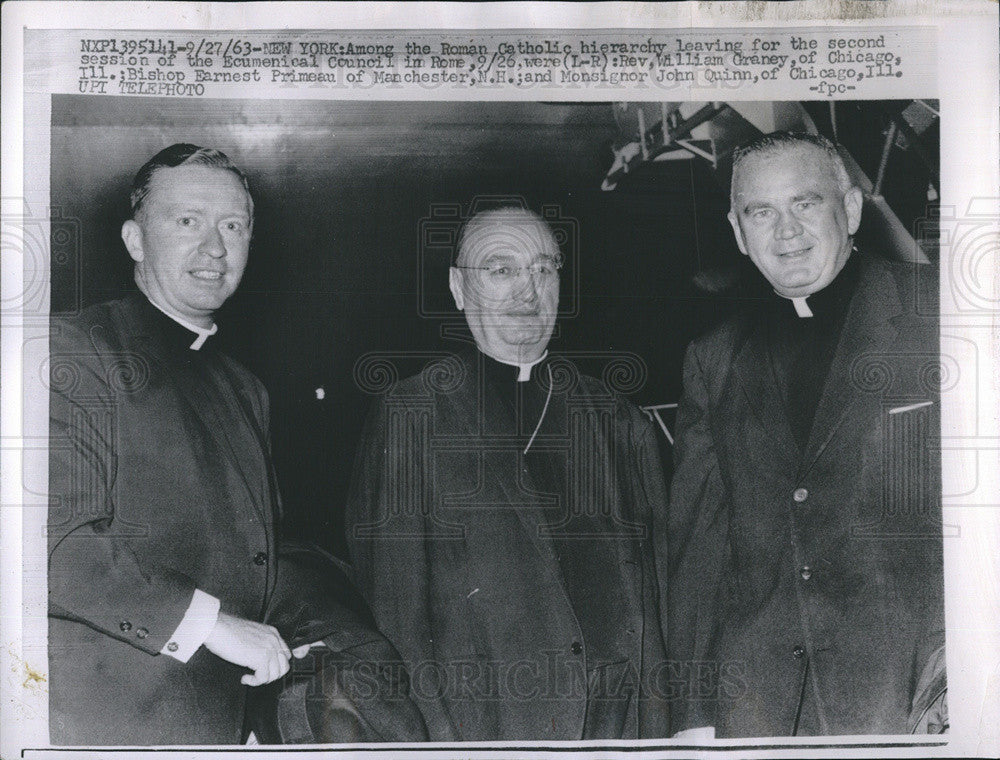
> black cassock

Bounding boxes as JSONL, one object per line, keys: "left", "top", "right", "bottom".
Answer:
{"left": 346, "top": 344, "right": 671, "bottom": 740}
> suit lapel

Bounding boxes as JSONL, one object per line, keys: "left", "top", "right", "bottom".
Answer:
{"left": 181, "top": 362, "right": 271, "bottom": 522}
{"left": 731, "top": 315, "right": 801, "bottom": 467}
{"left": 799, "top": 258, "right": 901, "bottom": 476}
{"left": 120, "top": 295, "right": 269, "bottom": 522}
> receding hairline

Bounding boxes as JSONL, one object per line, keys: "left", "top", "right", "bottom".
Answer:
{"left": 130, "top": 144, "right": 254, "bottom": 224}
{"left": 730, "top": 140, "right": 854, "bottom": 211}
{"left": 140, "top": 164, "right": 254, "bottom": 215}
{"left": 455, "top": 208, "right": 557, "bottom": 266}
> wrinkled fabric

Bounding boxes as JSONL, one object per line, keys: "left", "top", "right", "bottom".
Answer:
{"left": 48, "top": 294, "right": 278, "bottom": 744}
{"left": 345, "top": 344, "right": 671, "bottom": 740}
{"left": 665, "top": 256, "right": 946, "bottom": 737}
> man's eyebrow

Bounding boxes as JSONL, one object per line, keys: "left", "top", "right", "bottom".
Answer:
{"left": 791, "top": 191, "right": 824, "bottom": 203}
{"left": 740, "top": 200, "right": 772, "bottom": 214}
{"left": 478, "top": 252, "right": 519, "bottom": 265}
{"left": 740, "top": 191, "right": 825, "bottom": 214}
{"left": 159, "top": 204, "right": 202, "bottom": 213}
{"left": 161, "top": 204, "right": 249, "bottom": 218}
{"left": 481, "top": 250, "right": 558, "bottom": 264}
{"left": 160, "top": 204, "right": 211, "bottom": 215}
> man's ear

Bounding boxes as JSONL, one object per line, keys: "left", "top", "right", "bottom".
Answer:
{"left": 448, "top": 267, "right": 465, "bottom": 311}
{"left": 843, "top": 186, "right": 864, "bottom": 235}
{"left": 121, "top": 220, "right": 144, "bottom": 263}
{"left": 727, "top": 210, "right": 748, "bottom": 256}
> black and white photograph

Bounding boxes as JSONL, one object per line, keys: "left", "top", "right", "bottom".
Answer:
{"left": 2, "top": 3, "right": 998, "bottom": 758}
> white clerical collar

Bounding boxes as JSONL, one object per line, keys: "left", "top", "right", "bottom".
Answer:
{"left": 491, "top": 350, "right": 549, "bottom": 382}
{"left": 147, "top": 298, "right": 218, "bottom": 350}
{"left": 774, "top": 247, "right": 857, "bottom": 318}
{"left": 775, "top": 291, "right": 814, "bottom": 318}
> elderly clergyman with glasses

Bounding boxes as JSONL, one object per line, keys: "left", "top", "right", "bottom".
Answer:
{"left": 345, "top": 206, "right": 670, "bottom": 741}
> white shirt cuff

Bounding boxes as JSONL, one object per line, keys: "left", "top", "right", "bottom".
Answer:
{"left": 672, "top": 726, "right": 716, "bottom": 740}
{"left": 161, "top": 589, "right": 221, "bottom": 663}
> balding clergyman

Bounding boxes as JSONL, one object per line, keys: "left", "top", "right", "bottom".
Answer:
{"left": 665, "top": 132, "right": 946, "bottom": 737}
{"left": 345, "top": 207, "right": 670, "bottom": 740}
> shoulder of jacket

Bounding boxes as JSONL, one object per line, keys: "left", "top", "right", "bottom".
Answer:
{"left": 570, "top": 370, "right": 654, "bottom": 429}
{"left": 50, "top": 298, "right": 128, "bottom": 354}
{"left": 380, "top": 352, "right": 472, "bottom": 398}
{"left": 882, "top": 255, "right": 937, "bottom": 295}
{"left": 217, "top": 351, "right": 265, "bottom": 390}
{"left": 394, "top": 368, "right": 438, "bottom": 395}
{"left": 688, "top": 313, "right": 745, "bottom": 359}
{"left": 859, "top": 253, "right": 938, "bottom": 318}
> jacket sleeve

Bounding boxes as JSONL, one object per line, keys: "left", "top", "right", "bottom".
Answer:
{"left": 664, "top": 341, "right": 732, "bottom": 734}
{"left": 265, "top": 540, "right": 377, "bottom": 649}
{"left": 343, "top": 395, "right": 458, "bottom": 740}
{"left": 626, "top": 408, "right": 672, "bottom": 738}
{"left": 47, "top": 320, "right": 196, "bottom": 655}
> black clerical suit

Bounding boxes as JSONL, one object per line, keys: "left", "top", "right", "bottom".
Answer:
{"left": 48, "top": 293, "right": 281, "bottom": 744}
{"left": 345, "top": 344, "right": 670, "bottom": 740}
{"left": 665, "top": 254, "right": 946, "bottom": 737}
{"left": 48, "top": 293, "right": 425, "bottom": 745}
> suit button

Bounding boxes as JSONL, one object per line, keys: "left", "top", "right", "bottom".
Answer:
{"left": 793, "top": 488, "right": 809, "bottom": 503}
{"left": 800, "top": 566, "right": 812, "bottom": 580}
{"left": 792, "top": 645, "right": 805, "bottom": 659}
{"left": 136, "top": 627, "right": 148, "bottom": 640}
{"left": 166, "top": 641, "right": 179, "bottom": 653}
{"left": 570, "top": 641, "right": 583, "bottom": 655}
{"left": 253, "top": 551, "right": 268, "bottom": 566}
{"left": 119, "top": 621, "right": 132, "bottom": 632}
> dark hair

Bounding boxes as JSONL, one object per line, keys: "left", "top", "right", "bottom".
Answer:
{"left": 130, "top": 143, "right": 253, "bottom": 222}
{"left": 730, "top": 131, "right": 853, "bottom": 204}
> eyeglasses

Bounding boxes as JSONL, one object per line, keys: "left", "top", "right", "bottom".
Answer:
{"left": 454, "top": 256, "right": 563, "bottom": 283}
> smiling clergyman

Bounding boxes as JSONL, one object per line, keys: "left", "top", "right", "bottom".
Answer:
{"left": 345, "top": 206, "right": 671, "bottom": 741}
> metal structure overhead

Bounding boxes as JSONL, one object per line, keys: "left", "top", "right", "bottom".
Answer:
{"left": 602, "top": 100, "right": 939, "bottom": 264}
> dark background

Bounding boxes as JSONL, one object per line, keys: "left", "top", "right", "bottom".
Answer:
{"left": 50, "top": 96, "right": 938, "bottom": 554}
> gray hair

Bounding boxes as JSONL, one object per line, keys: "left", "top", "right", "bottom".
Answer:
{"left": 455, "top": 206, "right": 557, "bottom": 267}
{"left": 730, "top": 131, "right": 854, "bottom": 207}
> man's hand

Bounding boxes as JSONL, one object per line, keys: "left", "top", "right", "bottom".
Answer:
{"left": 203, "top": 611, "right": 293, "bottom": 686}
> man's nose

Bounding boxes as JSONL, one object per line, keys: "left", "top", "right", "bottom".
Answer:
{"left": 774, "top": 210, "right": 804, "bottom": 240}
{"left": 513, "top": 268, "right": 541, "bottom": 301}
{"left": 199, "top": 225, "right": 226, "bottom": 257}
